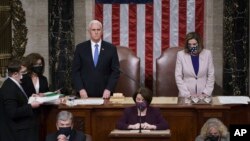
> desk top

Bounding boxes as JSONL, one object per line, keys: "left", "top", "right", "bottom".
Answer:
{"left": 109, "top": 129, "right": 171, "bottom": 137}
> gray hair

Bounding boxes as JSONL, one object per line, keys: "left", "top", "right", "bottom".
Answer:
{"left": 57, "top": 110, "right": 73, "bottom": 122}
{"left": 88, "top": 20, "right": 102, "bottom": 30}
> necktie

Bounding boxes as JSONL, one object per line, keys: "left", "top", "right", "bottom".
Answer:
{"left": 93, "top": 44, "right": 99, "bottom": 66}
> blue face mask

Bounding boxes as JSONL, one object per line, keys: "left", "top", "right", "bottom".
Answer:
{"left": 136, "top": 101, "right": 147, "bottom": 111}
{"left": 189, "top": 46, "right": 198, "bottom": 54}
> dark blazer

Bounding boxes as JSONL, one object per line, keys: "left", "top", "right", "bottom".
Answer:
{"left": 46, "top": 129, "right": 86, "bottom": 141}
{"left": 72, "top": 40, "right": 120, "bottom": 97}
{"left": 116, "top": 106, "right": 169, "bottom": 130}
{"left": 0, "top": 78, "right": 36, "bottom": 141}
{"left": 21, "top": 75, "right": 49, "bottom": 97}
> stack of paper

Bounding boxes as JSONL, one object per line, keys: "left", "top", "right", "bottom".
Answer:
{"left": 28, "top": 92, "right": 61, "bottom": 103}
{"left": 216, "top": 96, "right": 250, "bottom": 104}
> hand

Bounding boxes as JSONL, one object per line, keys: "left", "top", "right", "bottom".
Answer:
{"left": 128, "top": 123, "right": 140, "bottom": 130}
{"left": 141, "top": 122, "right": 156, "bottom": 130}
{"left": 79, "top": 89, "right": 88, "bottom": 98}
{"left": 30, "top": 101, "right": 42, "bottom": 108}
{"left": 102, "top": 89, "right": 111, "bottom": 99}
{"left": 57, "top": 134, "right": 67, "bottom": 141}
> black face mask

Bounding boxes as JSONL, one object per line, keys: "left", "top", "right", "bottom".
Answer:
{"left": 32, "top": 66, "right": 43, "bottom": 75}
{"left": 205, "top": 135, "right": 220, "bottom": 141}
{"left": 58, "top": 127, "right": 72, "bottom": 137}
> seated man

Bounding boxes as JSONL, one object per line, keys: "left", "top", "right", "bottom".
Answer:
{"left": 46, "top": 110, "right": 86, "bottom": 141}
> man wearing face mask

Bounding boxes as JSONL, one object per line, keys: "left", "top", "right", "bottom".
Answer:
{"left": 46, "top": 111, "right": 86, "bottom": 141}
{"left": 116, "top": 87, "right": 169, "bottom": 130}
{"left": 175, "top": 32, "right": 215, "bottom": 98}
{"left": 195, "top": 118, "right": 230, "bottom": 141}
{"left": 0, "top": 59, "right": 42, "bottom": 141}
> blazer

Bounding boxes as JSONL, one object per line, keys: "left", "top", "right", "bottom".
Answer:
{"left": 72, "top": 40, "right": 120, "bottom": 97}
{"left": 21, "top": 75, "right": 49, "bottom": 97}
{"left": 116, "top": 106, "right": 169, "bottom": 130}
{"left": 0, "top": 78, "right": 36, "bottom": 141}
{"left": 175, "top": 49, "right": 215, "bottom": 97}
{"left": 46, "top": 129, "right": 86, "bottom": 141}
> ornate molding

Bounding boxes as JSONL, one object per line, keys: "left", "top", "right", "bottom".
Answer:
{"left": 11, "top": 0, "right": 27, "bottom": 59}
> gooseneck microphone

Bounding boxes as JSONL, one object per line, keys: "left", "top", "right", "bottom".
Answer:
{"left": 139, "top": 104, "right": 142, "bottom": 133}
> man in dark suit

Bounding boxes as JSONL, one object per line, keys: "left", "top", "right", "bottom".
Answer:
{"left": 72, "top": 20, "right": 120, "bottom": 98}
{"left": 0, "top": 59, "right": 42, "bottom": 141}
{"left": 46, "top": 110, "right": 86, "bottom": 141}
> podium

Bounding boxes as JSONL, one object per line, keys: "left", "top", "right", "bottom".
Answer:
{"left": 109, "top": 129, "right": 171, "bottom": 141}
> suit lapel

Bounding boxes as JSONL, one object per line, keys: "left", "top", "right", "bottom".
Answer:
{"left": 198, "top": 50, "right": 205, "bottom": 77}
{"left": 85, "top": 41, "right": 95, "bottom": 67}
{"left": 184, "top": 53, "right": 196, "bottom": 77}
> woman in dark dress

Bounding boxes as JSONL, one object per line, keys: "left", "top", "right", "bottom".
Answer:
{"left": 116, "top": 87, "right": 169, "bottom": 130}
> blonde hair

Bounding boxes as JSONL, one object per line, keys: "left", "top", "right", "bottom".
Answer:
{"left": 200, "top": 118, "right": 229, "bottom": 138}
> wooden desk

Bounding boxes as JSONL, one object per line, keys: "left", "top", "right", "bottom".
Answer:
{"left": 42, "top": 98, "right": 250, "bottom": 141}
{"left": 109, "top": 129, "right": 171, "bottom": 141}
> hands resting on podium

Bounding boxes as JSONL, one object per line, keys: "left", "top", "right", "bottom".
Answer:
{"left": 128, "top": 122, "right": 157, "bottom": 130}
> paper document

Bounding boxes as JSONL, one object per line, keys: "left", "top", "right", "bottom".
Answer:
{"left": 28, "top": 92, "right": 61, "bottom": 103}
{"left": 217, "top": 96, "right": 250, "bottom": 104}
{"left": 73, "top": 98, "right": 104, "bottom": 105}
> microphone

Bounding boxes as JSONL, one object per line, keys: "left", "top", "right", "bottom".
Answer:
{"left": 139, "top": 104, "right": 142, "bottom": 133}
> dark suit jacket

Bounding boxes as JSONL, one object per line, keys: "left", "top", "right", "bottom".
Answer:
{"left": 116, "top": 106, "right": 169, "bottom": 130}
{"left": 46, "top": 129, "right": 86, "bottom": 141}
{"left": 72, "top": 40, "right": 120, "bottom": 97}
{"left": 0, "top": 78, "right": 36, "bottom": 141}
{"left": 21, "top": 75, "right": 49, "bottom": 97}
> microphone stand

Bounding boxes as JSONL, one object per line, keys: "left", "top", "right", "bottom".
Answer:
{"left": 139, "top": 105, "right": 142, "bottom": 133}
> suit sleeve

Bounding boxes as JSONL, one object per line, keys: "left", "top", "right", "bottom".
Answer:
{"left": 72, "top": 45, "right": 85, "bottom": 92}
{"left": 116, "top": 108, "right": 132, "bottom": 130}
{"left": 202, "top": 50, "right": 215, "bottom": 95}
{"left": 153, "top": 108, "right": 169, "bottom": 130}
{"left": 106, "top": 45, "right": 120, "bottom": 91}
{"left": 175, "top": 52, "right": 191, "bottom": 97}
{"left": 2, "top": 84, "right": 33, "bottom": 120}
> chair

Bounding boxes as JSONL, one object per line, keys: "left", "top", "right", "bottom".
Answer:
{"left": 114, "top": 46, "right": 140, "bottom": 97}
{"left": 156, "top": 47, "right": 183, "bottom": 96}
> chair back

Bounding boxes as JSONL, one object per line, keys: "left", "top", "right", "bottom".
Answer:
{"left": 156, "top": 47, "right": 183, "bottom": 96}
{"left": 114, "top": 46, "right": 140, "bottom": 97}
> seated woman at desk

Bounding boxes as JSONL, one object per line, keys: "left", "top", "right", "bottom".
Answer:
{"left": 116, "top": 87, "right": 169, "bottom": 130}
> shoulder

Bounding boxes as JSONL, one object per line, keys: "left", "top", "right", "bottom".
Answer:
{"left": 102, "top": 41, "right": 116, "bottom": 49}
{"left": 74, "top": 130, "right": 86, "bottom": 140}
{"left": 124, "top": 106, "right": 137, "bottom": 113}
{"left": 45, "top": 133, "right": 57, "bottom": 141}
{"left": 177, "top": 50, "right": 186, "bottom": 56}
{"left": 195, "top": 135, "right": 204, "bottom": 141}
{"left": 201, "top": 49, "right": 212, "bottom": 54}
{"left": 148, "top": 106, "right": 161, "bottom": 113}
{"left": 75, "top": 40, "right": 91, "bottom": 49}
